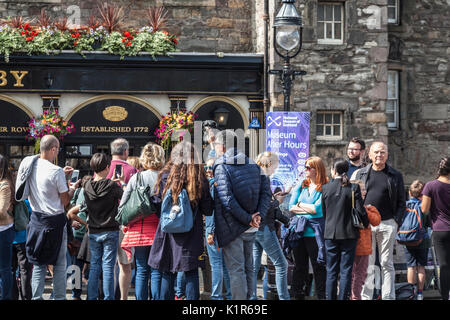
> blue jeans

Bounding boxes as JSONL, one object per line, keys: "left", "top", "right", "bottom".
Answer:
{"left": 222, "top": 231, "right": 256, "bottom": 300}
{"left": 325, "top": 239, "right": 357, "bottom": 300}
{"left": 205, "top": 232, "right": 231, "bottom": 300}
{"left": 175, "top": 272, "right": 185, "bottom": 298}
{"left": 160, "top": 269, "right": 199, "bottom": 300}
{"left": 31, "top": 227, "right": 67, "bottom": 300}
{"left": 88, "top": 231, "right": 119, "bottom": 300}
{"left": 67, "top": 251, "right": 84, "bottom": 299}
{"left": 0, "top": 226, "right": 15, "bottom": 300}
{"left": 134, "top": 246, "right": 161, "bottom": 300}
{"left": 252, "top": 226, "right": 290, "bottom": 300}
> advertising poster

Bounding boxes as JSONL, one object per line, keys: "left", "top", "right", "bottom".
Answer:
{"left": 266, "top": 112, "right": 310, "bottom": 195}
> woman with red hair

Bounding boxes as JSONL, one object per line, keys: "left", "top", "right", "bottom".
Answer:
{"left": 289, "top": 156, "right": 329, "bottom": 300}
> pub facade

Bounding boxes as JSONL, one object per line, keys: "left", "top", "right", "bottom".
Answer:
{"left": 0, "top": 52, "right": 265, "bottom": 175}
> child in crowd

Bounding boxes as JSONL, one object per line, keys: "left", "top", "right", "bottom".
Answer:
{"left": 404, "top": 180, "right": 429, "bottom": 300}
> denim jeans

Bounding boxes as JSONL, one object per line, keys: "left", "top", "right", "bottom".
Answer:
{"left": 67, "top": 252, "right": 84, "bottom": 299}
{"left": 175, "top": 272, "right": 186, "bottom": 298}
{"left": 88, "top": 231, "right": 119, "bottom": 300}
{"left": 325, "top": 239, "right": 357, "bottom": 300}
{"left": 205, "top": 231, "right": 231, "bottom": 300}
{"left": 134, "top": 246, "right": 161, "bottom": 300}
{"left": 222, "top": 231, "right": 256, "bottom": 300}
{"left": 0, "top": 226, "right": 15, "bottom": 300}
{"left": 252, "top": 226, "right": 290, "bottom": 300}
{"left": 31, "top": 226, "right": 67, "bottom": 300}
{"left": 160, "top": 269, "right": 199, "bottom": 300}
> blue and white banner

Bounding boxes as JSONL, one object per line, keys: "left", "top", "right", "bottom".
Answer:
{"left": 266, "top": 112, "right": 310, "bottom": 193}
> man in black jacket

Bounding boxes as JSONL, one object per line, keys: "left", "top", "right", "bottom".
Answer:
{"left": 356, "top": 142, "right": 405, "bottom": 300}
{"left": 212, "top": 130, "right": 272, "bottom": 300}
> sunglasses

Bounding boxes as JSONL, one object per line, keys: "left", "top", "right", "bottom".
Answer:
{"left": 305, "top": 165, "right": 313, "bottom": 170}
{"left": 204, "top": 166, "right": 213, "bottom": 171}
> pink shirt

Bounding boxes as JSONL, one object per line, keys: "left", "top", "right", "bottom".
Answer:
{"left": 106, "top": 159, "right": 138, "bottom": 184}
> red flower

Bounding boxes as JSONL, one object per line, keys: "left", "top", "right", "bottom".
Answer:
{"left": 122, "top": 38, "right": 126, "bottom": 43}
{"left": 74, "top": 42, "right": 78, "bottom": 45}
{"left": 162, "top": 30, "right": 169, "bottom": 36}
{"left": 21, "top": 31, "right": 26, "bottom": 35}
{"left": 26, "top": 37, "right": 34, "bottom": 42}
{"left": 124, "top": 31, "right": 130, "bottom": 37}
{"left": 126, "top": 41, "right": 132, "bottom": 47}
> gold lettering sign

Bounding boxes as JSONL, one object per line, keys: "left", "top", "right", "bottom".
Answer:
{"left": 102, "top": 106, "right": 128, "bottom": 122}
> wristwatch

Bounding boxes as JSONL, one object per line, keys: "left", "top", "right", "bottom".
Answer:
{"left": 121, "top": 183, "right": 127, "bottom": 187}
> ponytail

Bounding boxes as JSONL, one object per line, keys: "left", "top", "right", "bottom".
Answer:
{"left": 341, "top": 172, "right": 349, "bottom": 186}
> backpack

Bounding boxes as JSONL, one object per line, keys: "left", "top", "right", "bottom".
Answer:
{"left": 160, "top": 188, "right": 196, "bottom": 234}
{"left": 0, "top": 181, "right": 29, "bottom": 231}
{"left": 13, "top": 201, "right": 30, "bottom": 231}
{"left": 115, "top": 172, "right": 156, "bottom": 226}
{"left": 396, "top": 199, "right": 426, "bottom": 246}
{"left": 395, "top": 282, "right": 415, "bottom": 300}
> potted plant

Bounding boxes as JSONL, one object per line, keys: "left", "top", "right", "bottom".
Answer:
{"left": 27, "top": 109, "right": 75, "bottom": 154}
{"left": 154, "top": 110, "right": 198, "bottom": 155}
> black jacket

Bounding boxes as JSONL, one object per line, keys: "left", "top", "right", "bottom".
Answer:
{"left": 213, "top": 148, "right": 272, "bottom": 248}
{"left": 355, "top": 163, "right": 406, "bottom": 225}
{"left": 82, "top": 178, "right": 123, "bottom": 234}
{"left": 26, "top": 211, "right": 67, "bottom": 265}
{"left": 321, "top": 179, "right": 368, "bottom": 240}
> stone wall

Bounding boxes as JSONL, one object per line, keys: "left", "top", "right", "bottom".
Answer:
{"left": 387, "top": 0, "right": 450, "bottom": 184}
{"left": 0, "top": 0, "right": 255, "bottom": 53}
{"left": 272, "top": 0, "right": 390, "bottom": 169}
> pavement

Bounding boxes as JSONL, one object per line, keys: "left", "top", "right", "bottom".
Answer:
{"left": 41, "top": 268, "right": 266, "bottom": 300}
{"left": 41, "top": 273, "right": 442, "bottom": 300}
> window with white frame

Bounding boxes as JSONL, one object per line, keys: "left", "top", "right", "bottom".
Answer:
{"left": 387, "top": 70, "right": 400, "bottom": 129}
{"left": 316, "top": 111, "right": 343, "bottom": 139}
{"left": 317, "top": 2, "right": 344, "bottom": 44}
{"left": 388, "top": 0, "right": 399, "bottom": 24}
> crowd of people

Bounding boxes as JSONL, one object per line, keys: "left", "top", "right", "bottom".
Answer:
{"left": 0, "top": 132, "right": 449, "bottom": 301}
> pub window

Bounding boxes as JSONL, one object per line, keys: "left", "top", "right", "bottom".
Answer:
{"left": 317, "top": 2, "right": 344, "bottom": 45}
{"left": 388, "top": 0, "right": 400, "bottom": 25}
{"left": 316, "top": 111, "right": 343, "bottom": 140}
{"left": 387, "top": 70, "right": 400, "bottom": 129}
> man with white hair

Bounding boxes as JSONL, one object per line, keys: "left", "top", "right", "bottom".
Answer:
{"left": 355, "top": 141, "right": 406, "bottom": 300}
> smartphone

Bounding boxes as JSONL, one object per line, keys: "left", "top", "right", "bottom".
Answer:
{"left": 115, "top": 164, "right": 122, "bottom": 177}
{"left": 70, "top": 170, "right": 79, "bottom": 186}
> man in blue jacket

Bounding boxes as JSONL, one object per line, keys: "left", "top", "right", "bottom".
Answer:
{"left": 212, "top": 130, "right": 272, "bottom": 300}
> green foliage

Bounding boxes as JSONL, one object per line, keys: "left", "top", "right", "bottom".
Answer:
{"left": 0, "top": 23, "right": 178, "bottom": 62}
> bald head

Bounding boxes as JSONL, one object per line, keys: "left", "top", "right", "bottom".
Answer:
{"left": 40, "top": 135, "right": 60, "bottom": 152}
{"left": 369, "top": 141, "right": 388, "bottom": 170}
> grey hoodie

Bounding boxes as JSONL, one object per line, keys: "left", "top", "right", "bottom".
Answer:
{"left": 15, "top": 155, "right": 40, "bottom": 202}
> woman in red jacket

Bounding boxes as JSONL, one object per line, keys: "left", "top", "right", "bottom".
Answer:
{"left": 119, "top": 143, "right": 165, "bottom": 300}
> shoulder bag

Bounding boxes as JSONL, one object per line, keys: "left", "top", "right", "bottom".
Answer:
{"left": 351, "top": 184, "right": 365, "bottom": 229}
{"left": 115, "top": 172, "right": 156, "bottom": 226}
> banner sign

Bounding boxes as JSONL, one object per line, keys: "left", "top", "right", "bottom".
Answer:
{"left": 266, "top": 112, "right": 310, "bottom": 194}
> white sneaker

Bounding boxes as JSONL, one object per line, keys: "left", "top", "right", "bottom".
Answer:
{"left": 417, "top": 293, "right": 423, "bottom": 300}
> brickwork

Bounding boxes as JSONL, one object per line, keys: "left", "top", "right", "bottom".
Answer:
{"left": 0, "top": 0, "right": 255, "bottom": 53}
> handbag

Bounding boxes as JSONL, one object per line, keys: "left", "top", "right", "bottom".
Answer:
{"left": 13, "top": 201, "right": 30, "bottom": 231}
{"left": 351, "top": 184, "right": 365, "bottom": 229}
{"left": 160, "top": 188, "right": 197, "bottom": 234}
{"left": 115, "top": 172, "right": 156, "bottom": 226}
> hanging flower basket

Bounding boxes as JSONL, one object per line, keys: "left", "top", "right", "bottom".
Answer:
{"left": 154, "top": 110, "right": 198, "bottom": 155}
{"left": 26, "top": 109, "right": 75, "bottom": 154}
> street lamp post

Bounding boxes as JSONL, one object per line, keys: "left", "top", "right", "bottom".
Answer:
{"left": 269, "top": 0, "right": 306, "bottom": 112}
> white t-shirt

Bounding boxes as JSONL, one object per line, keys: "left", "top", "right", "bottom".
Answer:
{"left": 28, "top": 158, "right": 68, "bottom": 215}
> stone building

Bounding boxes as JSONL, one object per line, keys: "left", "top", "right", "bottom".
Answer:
{"left": 0, "top": 0, "right": 448, "bottom": 184}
